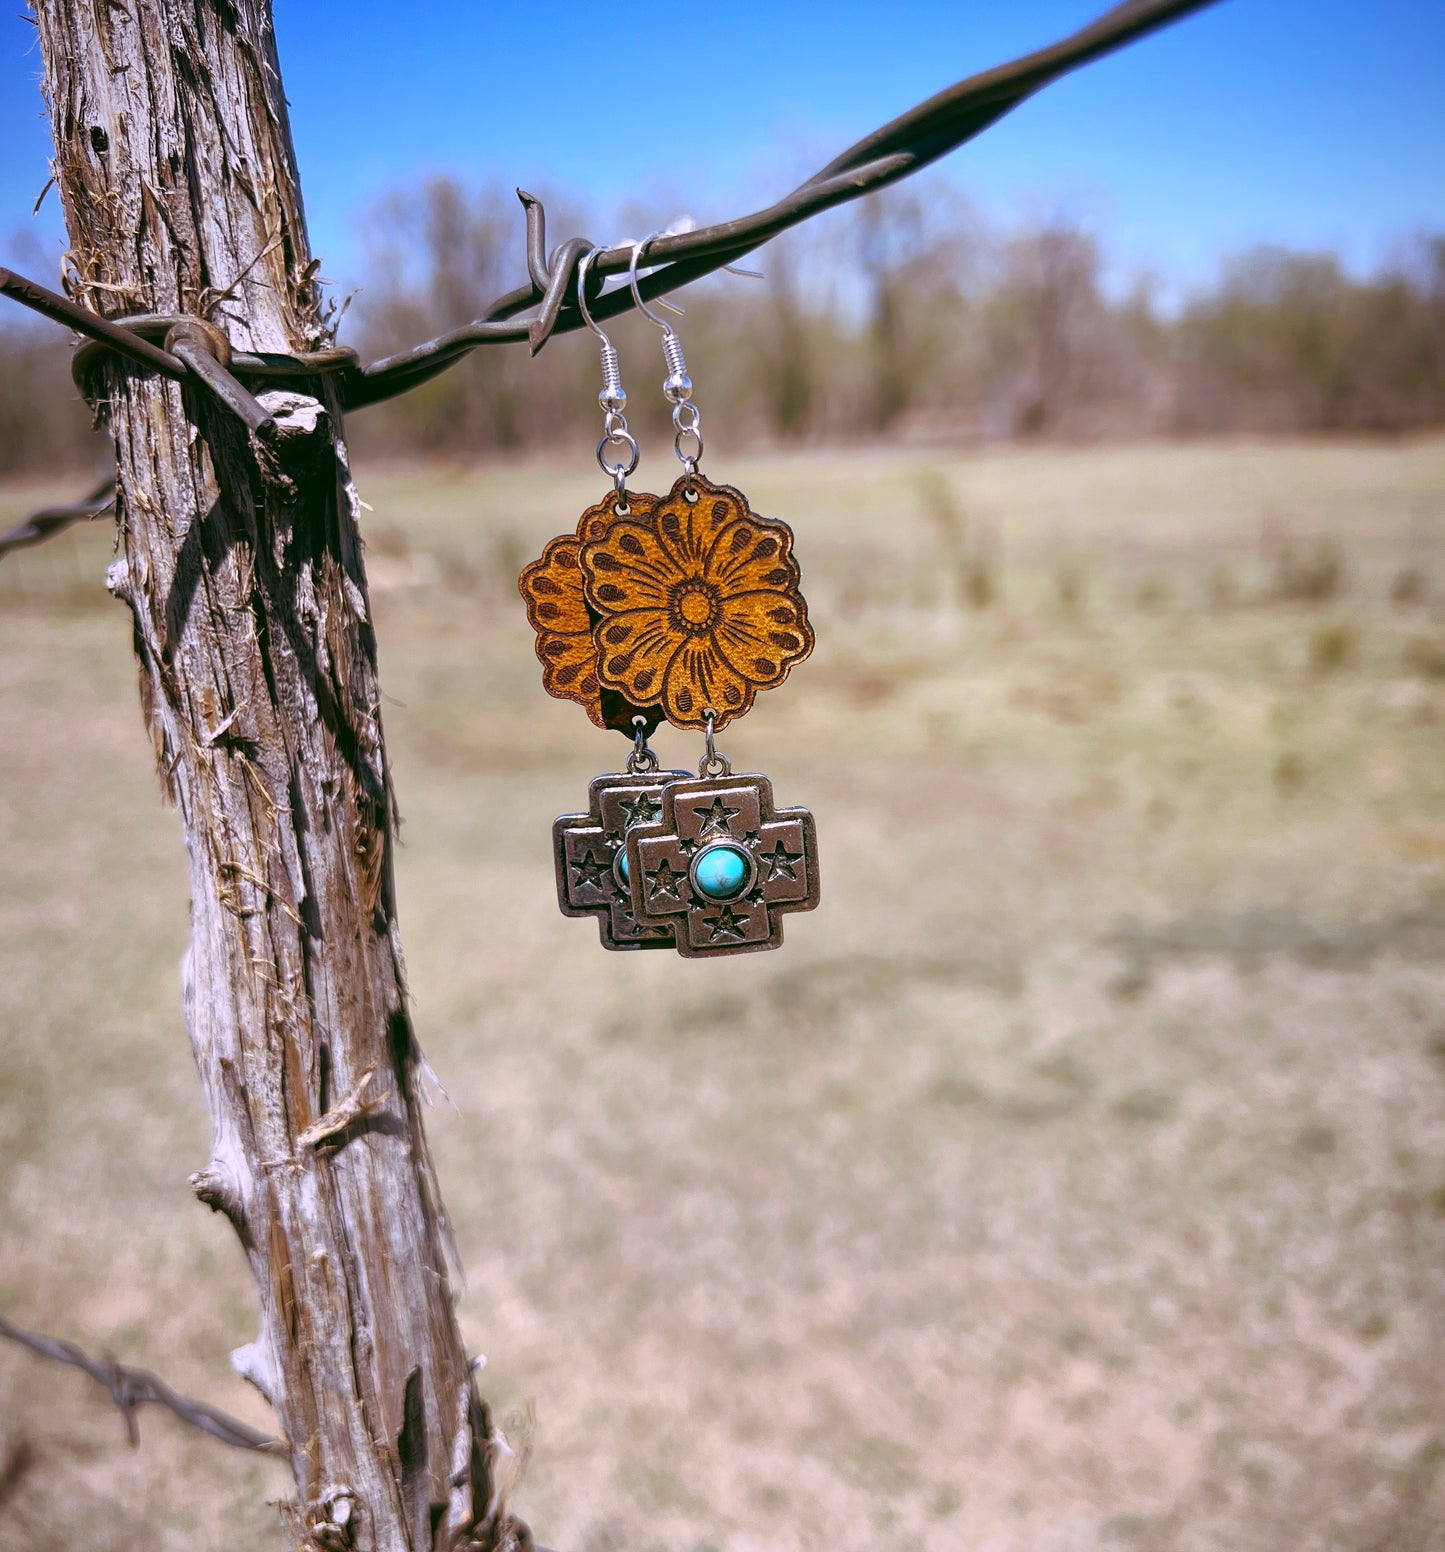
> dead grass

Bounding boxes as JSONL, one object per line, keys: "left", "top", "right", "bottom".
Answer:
{"left": 2, "top": 437, "right": 1444, "bottom": 1551}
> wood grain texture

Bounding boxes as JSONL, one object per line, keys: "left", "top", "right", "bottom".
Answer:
{"left": 29, "top": 3, "right": 520, "bottom": 1547}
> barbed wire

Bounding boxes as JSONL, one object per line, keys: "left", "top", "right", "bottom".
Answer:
{"left": 0, "top": 475, "right": 114, "bottom": 561}
{"left": 0, "top": 0, "right": 1218, "bottom": 428}
{"left": 0, "top": 1312, "right": 286, "bottom": 1454}
{"left": 350, "top": 0, "right": 1218, "bottom": 404}
{"left": 0, "top": 0, "right": 1214, "bottom": 1531}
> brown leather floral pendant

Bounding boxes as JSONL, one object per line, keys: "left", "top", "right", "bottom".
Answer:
{"left": 519, "top": 467, "right": 818, "bottom": 957}
{"left": 581, "top": 473, "right": 814, "bottom": 730}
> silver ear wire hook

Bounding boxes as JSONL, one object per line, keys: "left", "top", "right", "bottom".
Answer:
{"left": 628, "top": 234, "right": 686, "bottom": 326}
{"left": 577, "top": 246, "right": 625, "bottom": 413}
{"left": 578, "top": 245, "right": 639, "bottom": 495}
{"left": 630, "top": 233, "right": 704, "bottom": 477}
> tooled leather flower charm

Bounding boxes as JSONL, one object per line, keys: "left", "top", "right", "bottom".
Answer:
{"left": 581, "top": 473, "right": 813, "bottom": 730}
{"left": 518, "top": 492, "right": 665, "bottom": 734}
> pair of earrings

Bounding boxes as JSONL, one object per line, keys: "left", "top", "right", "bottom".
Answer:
{"left": 519, "top": 237, "right": 820, "bottom": 958}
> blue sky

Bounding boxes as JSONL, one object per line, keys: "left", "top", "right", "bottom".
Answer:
{"left": 1, "top": 0, "right": 1441, "bottom": 306}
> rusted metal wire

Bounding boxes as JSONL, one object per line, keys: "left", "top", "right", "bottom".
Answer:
{"left": 0, "top": 273, "right": 288, "bottom": 444}
{"left": 0, "top": 475, "right": 115, "bottom": 562}
{"left": 0, "top": 1312, "right": 285, "bottom": 1455}
{"left": 0, "top": 0, "right": 1219, "bottom": 420}
{"left": 348, "top": 0, "right": 1220, "bottom": 403}
{"left": 0, "top": 271, "right": 358, "bottom": 437}
{"left": 0, "top": 267, "right": 185, "bottom": 379}
{"left": 164, "top": 321, "right": 279, "bottom": 438}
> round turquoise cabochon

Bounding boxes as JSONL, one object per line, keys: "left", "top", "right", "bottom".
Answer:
{"left": 693, "top": 843, "right": 750, "bottom": 901}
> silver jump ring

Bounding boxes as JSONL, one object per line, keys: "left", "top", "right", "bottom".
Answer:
{"left": 597, "top": 428, "right": 639, "bottom": 481}
{"left": 698, "top": 707, "right": 731, "bottom": 777}
{"left": 672, "top": 402, "right": 701, "bottom": 433}
{"left": 627, "top": 714, "right": 660, "bottom": 775}
{"left": 674, "top": 425, "right": 704, "bottom": 472}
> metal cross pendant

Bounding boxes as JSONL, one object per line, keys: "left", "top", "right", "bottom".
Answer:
{"left": 622, "top": 773, "right": 819, "bottom": 958}
{"left": 553, "top": 769, "right": 690, "bottom": 950}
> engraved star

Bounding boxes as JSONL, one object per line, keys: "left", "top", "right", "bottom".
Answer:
{"left": 705, "top": 904, "right": 749, "bottom": 943}
{"left": 619, "top": 792, "right": 662, "bottom": 828}
{"left": 571, "top": 848, "right": 611, "bottom": 893}
{"left": 757, "top": 838, "right": 803, "bottom": 883}
{"left": 645, "top": 858, "right": 683, "bottom": 904}
{"left": 696, "top": 795, "right": 741, "bottom": 840}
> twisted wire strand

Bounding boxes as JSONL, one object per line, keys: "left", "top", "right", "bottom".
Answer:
{"left": 0, "top": 475, "right": 115, "bottom": 561}
{"left": 0, "top": 0, "right": 1218, "bottom": 420}
{"left": 346, "top": 0, "right": 1218, "bottom": 403}
{"left": 0, "top": 1313, "right": 285, "bottom": 1455}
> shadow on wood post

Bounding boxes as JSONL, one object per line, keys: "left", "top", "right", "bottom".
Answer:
{"left": 28, "top": 2, "right": 523, "bottom": 1547}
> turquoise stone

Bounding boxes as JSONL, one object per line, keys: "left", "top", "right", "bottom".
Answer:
{"left": 693, "top": 843, "right": 750, "bottom": 901}
{"left": 614, "top": 849, "right": 630, "bottom": 886}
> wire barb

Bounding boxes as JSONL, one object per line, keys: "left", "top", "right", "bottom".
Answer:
{"left": 343, "top": 0, "right": 1220, "bottom": 404}
{"left": 0, "top": 475, "right": 116, "bottom": 564}
{"left": 0, "top": 1313, "right": 286, "bottom": 1456}
{"left": 0, "top": 0, "right": 1220, "bottom": 422}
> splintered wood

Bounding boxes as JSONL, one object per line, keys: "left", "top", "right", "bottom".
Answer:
{"left": 30, "top": 2, "right": 519, "bottom": 1547}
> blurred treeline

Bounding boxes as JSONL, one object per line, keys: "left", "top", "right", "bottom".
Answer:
{"left": 3, "top": 180, "right": 1444, "bottom": 474}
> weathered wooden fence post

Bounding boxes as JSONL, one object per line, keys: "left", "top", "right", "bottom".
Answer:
{"left": 30, "top": 3, "right": 515, "bottom": 1547}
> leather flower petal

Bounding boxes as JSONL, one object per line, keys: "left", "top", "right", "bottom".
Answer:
{"left": 712, "top": 592, "right": 811, "bottom": 690}
{"left": 652, "top": 479, "right": 748, "bottom": 575}
{"left": 518, "top": 492, "right": 664, "bottom": 734}
{"left": 704, "top": 517, "right": 801, "bottom": 596}
{"left": 519, "top": 533, "right": 590, "bottom": 636}
{"left": 662, "top": 637, "right": 756, "bottom": 727}
{"left": 581, "top": 518, "right": 675, "bottom": 614}
{"left": 593, "top": 607, "right": 680, "bottom": 708}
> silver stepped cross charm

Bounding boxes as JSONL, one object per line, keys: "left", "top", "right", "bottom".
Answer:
{"left": 553, "top": 769, "right": 691, "bottom": 950}
{"left": 622, "top": 772, "right": 819, "bottom": 958}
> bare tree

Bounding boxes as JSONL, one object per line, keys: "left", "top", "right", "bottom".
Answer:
{"left": 754, "top": 238, "right": 818, "bottom": 441}
{"left": 988, "top": 218, "right": 1111, "bottom": 436}
{"left": 1174, "top": 241, "right": 1445, "bottom": 433}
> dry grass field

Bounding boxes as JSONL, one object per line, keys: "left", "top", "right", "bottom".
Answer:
{"left": 2, "top": 437, "right": 1444, "bottom": 1551}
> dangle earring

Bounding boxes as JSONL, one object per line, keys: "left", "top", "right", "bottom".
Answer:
{"left": 519, "top": 238, "right": 820, "bottom": 957}
{"left": 598, "top": 236, "right": 819, "bottom": 956}
{"left": 520, "top": 247, "right": 688, "bottom": 950}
